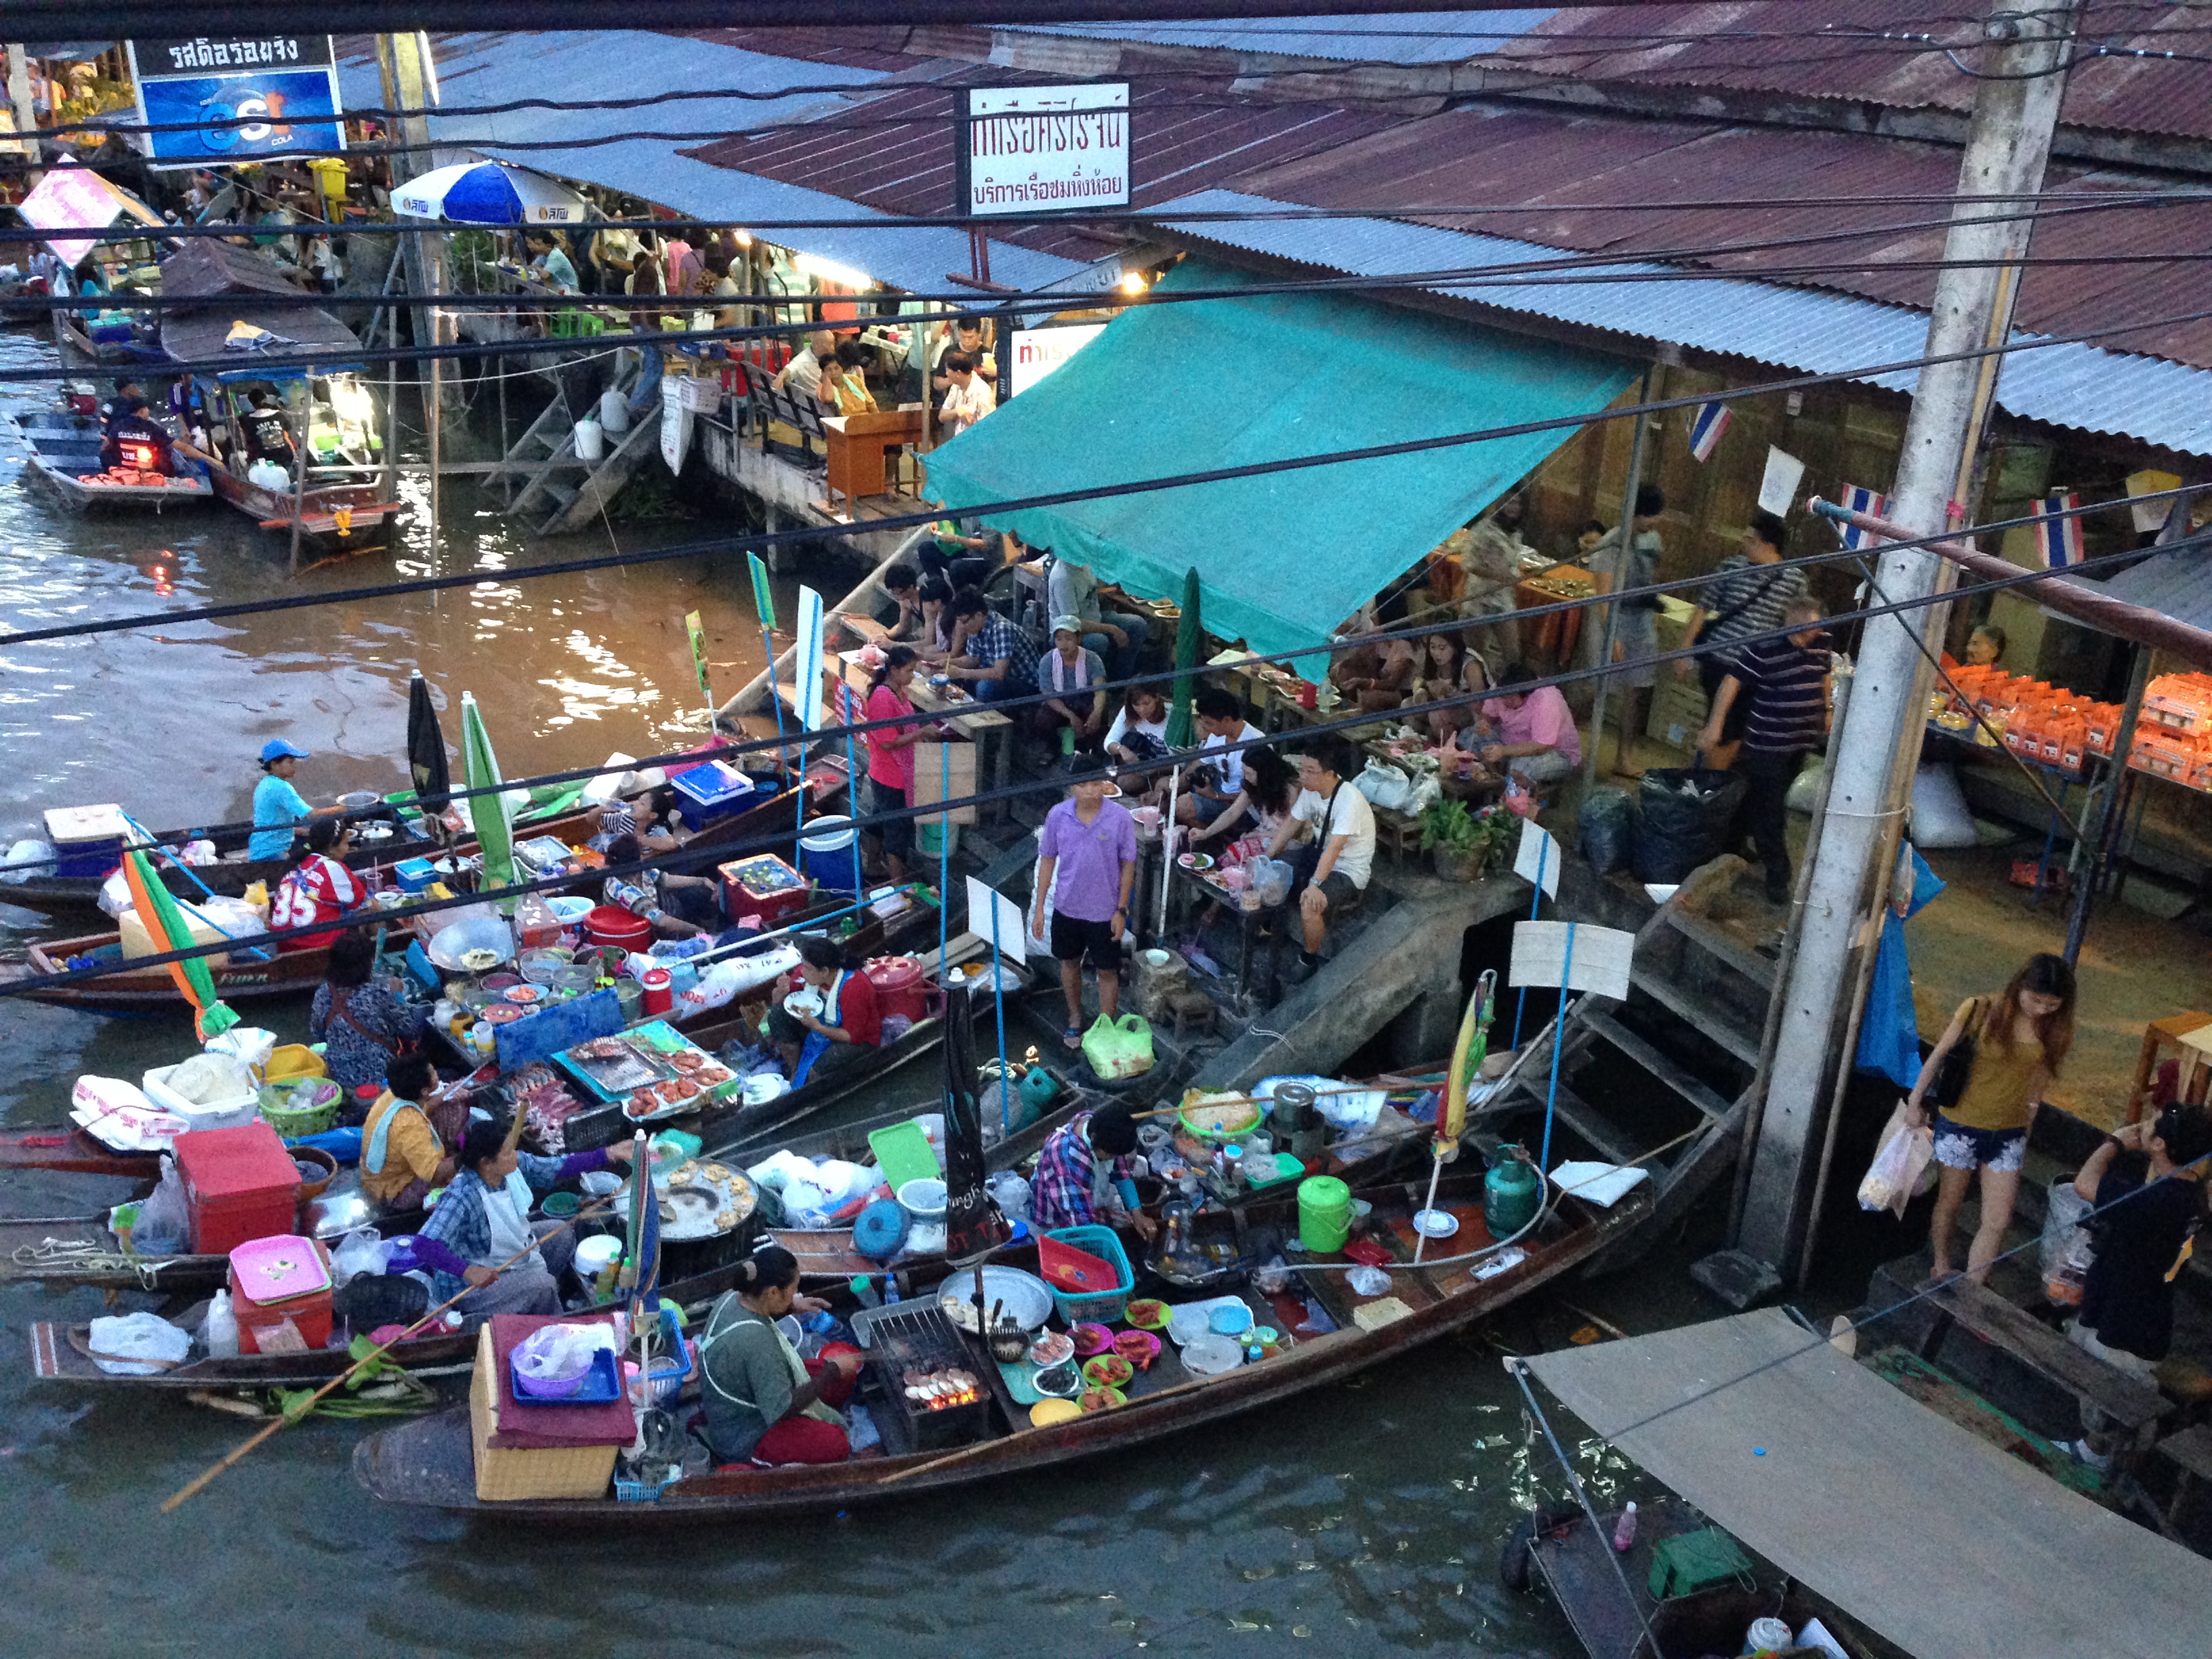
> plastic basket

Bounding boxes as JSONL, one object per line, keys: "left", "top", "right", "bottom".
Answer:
{"left": 613, "top": 1476, "right": 670, "bottom": 1502}
{"left": 263, "top": 1044, "right": 327, "bottom": 1086}
{"left": 258, "top": 1078, "right": 341, "bottom": 1139}
{"left": 1042, "top": 1225, "right": 1134, "bottom": 1324}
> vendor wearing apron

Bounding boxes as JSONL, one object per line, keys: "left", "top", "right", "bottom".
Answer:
{"left": 359, "top": 1054, "right": 457, "bottom": 1211}
{"left": 699, "top": 1244, "right": 861, "bottom": 1467}
{"left": 764, "top": 935, "right": 883, "bottom": 1090}
{"left": 399, "top": 1118, "right": 632, "bottom": 1322}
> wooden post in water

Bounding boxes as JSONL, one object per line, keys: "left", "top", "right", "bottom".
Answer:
{"left": 288, "top": 382, "right": 310, "bottom": 575}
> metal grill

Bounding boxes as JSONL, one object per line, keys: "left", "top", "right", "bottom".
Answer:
{"left": 864, "top": 1303, "right": 991, "bottom": 1452}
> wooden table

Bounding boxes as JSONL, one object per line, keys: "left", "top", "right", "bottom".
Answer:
{"left": 2133, "top": 1010, "right": 2212, "bottom": 1122}
{"left": 1515, "top": 562, "right": 1594, "bottom": 668}
{"left": 823, "top": 406, "right": 925, "bottom": 514}
{"left": 1164, "top": 859, "right": 1290, "bottom": 1010}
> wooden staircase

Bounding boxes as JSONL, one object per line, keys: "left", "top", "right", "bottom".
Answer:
{"left": 487, "top": 358, "right": 665, "bottom": 536}
{"left": 1476, "top": 857, "right": 1771, "bottom": 1269}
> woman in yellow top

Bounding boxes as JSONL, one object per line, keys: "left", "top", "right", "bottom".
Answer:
{"left": 360, "top": 1053, "right": 458, "bottom": 1211}
{"left": 1905, "top": 952, "right": 2076, "bottom": 1283}
{"left": 821, "top": 340, "right": 877, "bottom": 417}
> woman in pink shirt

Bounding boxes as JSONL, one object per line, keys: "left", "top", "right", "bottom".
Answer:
{"left": 1477, "top": 663, "right": 1582, "bottom": 784}
{"left": 861, "top": 646, "right": 943, "bottom": 883}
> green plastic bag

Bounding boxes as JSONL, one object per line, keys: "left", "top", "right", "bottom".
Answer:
{"left": 1081, "top": 1013, "right": 1155, "bottom": 1082}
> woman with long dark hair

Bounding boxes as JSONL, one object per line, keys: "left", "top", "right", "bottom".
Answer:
{"left": 862, "top": 644, "right": 943, "bottom": 884}
{"left": 270, "top": 818, "right": 364, "bottom": 952}
{"left": 1906, "top": 952, "right": 2077, "bottom": 1282}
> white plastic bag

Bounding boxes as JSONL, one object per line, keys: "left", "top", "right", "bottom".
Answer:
{"left": 203, "top": 1025, "right": 279, "bottom": 1075}
{"left": 0, "top": 839, "right": 55, "bottom": 883}
{"left": 674, "top": 945, "right": 802, "bottom": 1017}
{"left": 1858, "top": 1104, "right": 1935, "bottom": 1218}
{"left": 1354, "top": 760, "right": 1412, "bottom": 812}
{"left": 85, "top": 1311, "right": 190, "bottom": 1376}
{"left": 1403, "top": 773, "right": 1443, "bottom": 815}
{"left": 131, "top": 1154, "right": 190, "bottom": 1254}
{"left": 98, "top": 869, "right": 136, "bottom": 918}
{"left": 330, "top": 1225, "right": 394, "bottom": 1288}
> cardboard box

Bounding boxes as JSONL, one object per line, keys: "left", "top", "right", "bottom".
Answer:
{"left": 468, "top": 1325, "right": 620, "bottom": 1502}
{"left": 1644, "top": 677, "right": 1709, "bottom": 752}
{"left": 911, "top": 737, "right": 979, "bottom": 825}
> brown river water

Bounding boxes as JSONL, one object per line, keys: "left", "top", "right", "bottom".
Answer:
{"left": 0, "top": 331, "right": 1660, "bottom": 1658}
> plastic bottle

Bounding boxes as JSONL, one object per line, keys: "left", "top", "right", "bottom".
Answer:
{"left": 203, "top": 1290, "right": 239, "bottom": 1358}
{"left": 882, "top": 1273, "right": 901, "bottom": 1305}
{"left": 851, "top": 1273, "right": 882, "bottom": 1309}
{"left": 1612, "top": 1501, "right": 1638, "bottom": 1553}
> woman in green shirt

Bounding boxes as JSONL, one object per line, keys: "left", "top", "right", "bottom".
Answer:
{"left": 700, "top": 1244, "right": 861, "bottom": 1466}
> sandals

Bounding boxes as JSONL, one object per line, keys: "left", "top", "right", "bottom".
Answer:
{"left": 1061, "top": 1025, "right": 1082, "bottom": 1050}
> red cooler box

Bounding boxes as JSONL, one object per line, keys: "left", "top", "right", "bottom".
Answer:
{"left": 719, "top": 854, "right": 810, "bottom": 928}
{"left": 228, "top": 1234, "right": 334, "bottom": 1353}
{"left": 174, "top": 1122, "right": 302, "bottom": 1254}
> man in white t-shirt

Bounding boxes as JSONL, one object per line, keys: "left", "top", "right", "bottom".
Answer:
{"left": 1172, "top": 687, "right": 1264, "bottom": 836}
{"left": 937, "top": 350, "right": 996, "bottom": 439}
{"left": 1269, "top": 739, "right": 1374, "bottom": 981}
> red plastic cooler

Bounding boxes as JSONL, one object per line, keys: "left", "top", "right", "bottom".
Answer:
{"left": 173, "top": 1122, "right": 302, "bottom": 1254}
{"left": 228, "top": 1234, "right": 334, "bottom": 1353}
{"left": 719, "top": 855, "right": 810, "bottom": 928}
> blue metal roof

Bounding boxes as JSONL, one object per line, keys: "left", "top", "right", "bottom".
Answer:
{"left": 335, "top": 32, "right": 1085, "bottom": 295}
{"left": 1158, "top": 188, "right": 2212, "bottom": 459}
{"left": 998, "top": 12, "right": 1557, "bottom": 65}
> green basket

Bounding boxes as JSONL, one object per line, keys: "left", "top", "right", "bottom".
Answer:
{"left": 258, "top": 1078, "right": 341, "bottom": 1139}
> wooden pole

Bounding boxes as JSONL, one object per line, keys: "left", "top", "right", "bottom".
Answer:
{"left": 287, "top": 384, "right": 309, "bottom": 575}
{"left": 158, "top": 1196, "right": 617, "bottom": 1513}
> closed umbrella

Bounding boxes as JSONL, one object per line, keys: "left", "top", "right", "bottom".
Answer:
{"left": 392, "top": 161, "right": 588, "bottom": 226}
{"left": 405, "top": 672, "right": 450, "bottom": 806}
{"left": 941, "top": 985, "right": 1009, "bottom": 1265}
{"left": 459, "top": 692, "right": 514, "bottom": 888}
{"left": 119, "top": 848, "right": 238, "bottom": 1041}
{"left": 1163, "top": 565, "right": 1202, "bottom": 750}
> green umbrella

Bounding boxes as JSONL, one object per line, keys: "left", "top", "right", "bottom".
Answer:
{"left": 1163, "top": 565, "right": 1202, "bottom": 750}
{"left": 460, "top": 692, "right": 514, "bottom": 888}
{"left": 119, "top": 848, "right": 237, "bottom": 1040}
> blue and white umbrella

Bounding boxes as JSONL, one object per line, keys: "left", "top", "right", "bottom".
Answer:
{"left": 392, "top": 161, "right": 587, "bottom": 226}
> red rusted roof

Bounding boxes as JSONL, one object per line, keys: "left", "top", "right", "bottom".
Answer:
{"left": 1488, "top": 1, "right": 2212, "bottom": 143}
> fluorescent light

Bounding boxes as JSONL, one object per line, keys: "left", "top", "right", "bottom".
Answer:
{"left": 795, "top": 251, "right": 871, "bottom": 289}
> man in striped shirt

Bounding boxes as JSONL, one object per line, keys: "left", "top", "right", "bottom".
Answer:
{"left": 1677, "top": 510, "right": 1809, "bottom": 769}
{"left": 1700, "top": 598, "right": 1831, "bottom": 903}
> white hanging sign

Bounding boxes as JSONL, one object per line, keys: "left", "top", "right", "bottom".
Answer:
{"left": 794, "top": 586, "right": 826, "bottom": 733}
{"left": 965, "top": 875, "right": 1027, "bottom": 964}
{"left": 1757, "top": 445, "right": 1807, "bottom": 518}
{"left": 1509, "top": 920, "right": 1635, "bottom": 1002}
{"left": 1513, "top": 819, "right": 1561, "bottom": 899}
{"left": 965, "top": 84, "right": 1130, "bottom": 217}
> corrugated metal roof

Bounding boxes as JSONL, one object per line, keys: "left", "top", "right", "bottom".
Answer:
{"left": 1488, "top": 1, "right": 2212, "bottom": 144}
{"left": 996, "top": 12, "right": 1557, "bottom": 66}
{"left": 333, "top": 32, "right": 1086, "bottom": 293}
{"left": 2099, "top": 546, "right": 2212, "bottom": 632}
{"left": 1224, "top": 101, "right": 2212, "bottom": 373}
{"left": 1158, "top": 187, "right": 2212, "bottom": 458}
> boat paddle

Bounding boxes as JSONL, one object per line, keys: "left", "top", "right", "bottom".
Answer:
{"left": 158, "top": 1195, "right": 618, "bottom": 1513}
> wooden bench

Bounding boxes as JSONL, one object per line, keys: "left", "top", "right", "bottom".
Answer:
{"left": 1917, "top": 1277, "right": 2170, "bottom": 1468}
{"left": 838, "top": 613, "right": 893, "bottom": 647}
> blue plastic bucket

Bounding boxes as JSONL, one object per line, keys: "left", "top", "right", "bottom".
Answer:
{"left": 799, "top": 816, "right": 860, "bottom": 893}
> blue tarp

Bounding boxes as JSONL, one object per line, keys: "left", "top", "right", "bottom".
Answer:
{"left": 924, "top": 257, "right": 1635, "bottom": 668}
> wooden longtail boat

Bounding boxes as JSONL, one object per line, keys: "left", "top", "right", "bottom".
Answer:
{"left": 24, "top": 1079, "right": 1092, "bottom": 1390}
{"left": 352, "top": 1172, "right": 1645, "bottom": 1521}
{"left": 12, "top": 411, "right": 216, "bottom": 510}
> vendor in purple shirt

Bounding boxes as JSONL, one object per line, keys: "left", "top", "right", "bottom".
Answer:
{"left": 1031, "top": 760, "right": 1139, "bottom": 1050}
{"left": 396, "top": 1116, "right": 634, "bottom": 1321}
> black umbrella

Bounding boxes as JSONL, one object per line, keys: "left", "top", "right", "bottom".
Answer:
{"left": 406, "top": 672, "right": 451, "bottom": 806}
{"left": 942, "top": 985, "right": 1010, "bottom": 1267}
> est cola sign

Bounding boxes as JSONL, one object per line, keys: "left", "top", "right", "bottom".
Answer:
{"left": 127, "top": 35, "right": 344, "bottom": 169}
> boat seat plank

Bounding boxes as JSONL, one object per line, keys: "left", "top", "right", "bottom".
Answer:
{"left": 1919, "top": 1277, "right": 2167, "bottom": 1435}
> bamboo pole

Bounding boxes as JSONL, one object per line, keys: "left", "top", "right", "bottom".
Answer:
{"left": 158, "top": 1196, "right": 617, "bottom": 1513}
{"left": 287, "top": 388, "right": 309, "bottom": 575}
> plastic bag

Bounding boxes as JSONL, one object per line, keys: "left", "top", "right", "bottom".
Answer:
{"left": 132, "top": 1154, "right": 190, "bottom": 1254}
{"left": 204, "top": 1026, "right": 279, "bottom": 1076}
{"left": 1247, "top": 857, "right": 1294, "bottom": 907}
{"left": 1354, "top": 760, "right": 1412, "bottom": 813}
{"left": 2041, "top": 1176, "right": 2097, "bottom": 1306}
{"left": 1857, "top": 1104, "right": 1935, "bottom": 1218}
{"left": 98, "top": 869, "right": 136, "bottom": 918}
{"left": 1631, "top": 767, "right": 1748, "bottom": 883}
{"left": 675, "top": 945, "right": 801, "bottom": 1017}
{"left": 1578, "top": 786, "right": 1635, "bottom": 876}
{"left": 1082, "top": 1012, "right": 1155, "bottom": 1081}
{"left": 1402, "top": 773, "right": 1443, "bottom": 815}
{"left": 0, "top": 839, "right": 54, "bottom": 884}
{"left": 85, "top": 1311, "right": 190, "bottom": 1376}
{"left": 330, "top": 1225, "right": 394, "bottom": 1288}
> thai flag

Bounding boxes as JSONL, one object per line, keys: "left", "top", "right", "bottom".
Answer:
{"left": 2034, "top": 492, "right": 2085, "bottom": 569}
{"left": 1687, "top": 401, "right": 1731, "bottom": 463}
{"left": 1835, "top": 484, "right": 1889, "bottom": 551}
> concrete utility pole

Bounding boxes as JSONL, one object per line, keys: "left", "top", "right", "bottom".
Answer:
{"left": 1723, "top": 0, "right": 2081, "bottom": 1290}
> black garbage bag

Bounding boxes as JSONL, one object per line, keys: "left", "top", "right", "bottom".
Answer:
{"left": 333, "top": 1271, "right": 429, "bottom": 1336}
{"left": 1631, "top": 768, "right": 1747, "bottom": 884}
{"left": 1578, "top": 786, "right": 1637, "bottom": 876}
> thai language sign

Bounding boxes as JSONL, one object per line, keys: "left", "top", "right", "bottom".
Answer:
{"left": 127, "top": 35, "right": 344, "bottom": 169}
{"left": 964, "top": 85, "right": 1129, "bottom": 217}
{"left": 1006, "top": 323, "right": 1106, "bottom": 397}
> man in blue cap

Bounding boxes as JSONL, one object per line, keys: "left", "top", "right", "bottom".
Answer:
{"left": 247, "top": 739, "right": 339, "bottom": 862}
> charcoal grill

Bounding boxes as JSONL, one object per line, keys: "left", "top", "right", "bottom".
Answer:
{"left": 863, "top": 1301, "right": 991, "bottom": 1452}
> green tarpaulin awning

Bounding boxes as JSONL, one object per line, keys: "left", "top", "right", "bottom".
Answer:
{"left": 924, "top": 257, "right": 1635, "bottom": 668}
